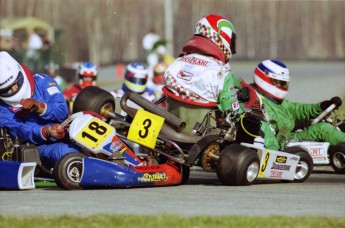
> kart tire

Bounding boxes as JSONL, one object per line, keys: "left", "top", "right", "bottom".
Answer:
{"left": 72, "top": 86, "right": 115, "bottom": 115}
{"left": 283, "top": 147, "right": 313, "bottom": 182}
{"left": 329, "top": 142, "right": 345, "bottom": 174}
{"left": 54, "top": 152, "right": 85, "bottom": 190}
{"left": 216, "top": 144, "right": 259, "bottom": 186}
{"left": 180, "top": 165, "right": 190, "bottom": 185}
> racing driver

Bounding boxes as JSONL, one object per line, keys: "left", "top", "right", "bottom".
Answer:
{"left": 249, "top": 59, "right": 345, "bottom": 150}
{"left": 0, "top": 51, "right": 82, "bottom": 169}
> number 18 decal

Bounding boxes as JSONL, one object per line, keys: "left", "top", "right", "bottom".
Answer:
{"left": 76, "top": 117, "right": 114, "bottom": 149}
{"left": 127, "top": 109, "right": 165, "bottom": 149}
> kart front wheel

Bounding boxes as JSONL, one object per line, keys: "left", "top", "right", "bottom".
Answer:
{"left": 54, "top": 153, "right": 85, "bottom": 190}
{"left": 329, "top": 143, "right": 345, "bottom": 174}
{"left": 284, "top": 147, "right": 313, "bottom": 182}
{"left": 216, "top": 144, "right": 259, "bottom": 186}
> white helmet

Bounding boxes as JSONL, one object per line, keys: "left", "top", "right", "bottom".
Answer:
{"left": 253, "top": 60, "right": 290, "bottom": 102}
{"left": 0, "top": 51, "right": 32, "bottom": 107}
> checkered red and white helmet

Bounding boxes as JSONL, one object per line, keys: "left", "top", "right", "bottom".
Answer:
{"left": 194, "top": 14, "right": 237, "bottom": 62}
{"left": 254, "top": 60, "right": 290, "bottom": 101}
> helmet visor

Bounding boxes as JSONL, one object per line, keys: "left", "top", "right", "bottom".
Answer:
{"left": 230, "top": 33, "right": 237, "bottom": 54}
{"left": 0, "top": 71, "right": 24, "bottom": 98}
{"left": 271, "top": 78, "right": 289, "bottom": 89}
{"left": 126, "top": 72, "right": 148, "bottom": 85}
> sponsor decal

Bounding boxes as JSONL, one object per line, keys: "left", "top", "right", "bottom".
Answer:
{"left": 271, "top": 162, "right": 291, "bottom": 171}
{"left": 230, "top": 92, "right": 237, "bottom": 99}
{"left": 135, "top": 166, "right": 161, "bottom": 171}
{"left": 0, "top": 75, "right": 13, "bottom": 86}
{"left": 270, "top": 171, "right": 283, "bottom": 178}
{"left": 177, "top": 70, "right": 193, "bottom": 81}
{"left": 47, "top": 86, "right": 60, "bottom": 95}
{"left": 290, "top": 157, "right": 298, "bottom": 161}
{"left": 139, "top": 172, "right": 167, "bottom": 182}
{"left": 310, "top": 148, "right": 322, "bottom": 155}
{"left": 275, "top": 156, "right": 287, "bottom": 163}
{"left": 49, "top": 82, "right": 57, "bottom": 87}
{"left": 110, "top": 140, "right": 122, "bottom": 152}
{"left": 231, "top": 100, "right": 240, "bottom": 111}
{"left": 179, "top": 56, "right": 209, "bottom": 66}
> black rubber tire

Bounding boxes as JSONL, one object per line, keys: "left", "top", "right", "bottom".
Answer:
{"left": 329, "top": 142, "right": 345, "bottom": 174}
{"left": 284, "top": 147, "right": 313, "bottom": 182}
{"left": 54, "top": 153, "right": 85, "bottom": 190}
{"left": 180, "top": 165, "right": 190, "bottom": 185}
{"left": 216, "top": 144, "right": 259, "bottom": 186}
{"left": 72, "top": 86, "right": 115, "bottom": 114}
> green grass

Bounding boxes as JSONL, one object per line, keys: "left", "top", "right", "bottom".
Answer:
{"left": 0, "top": 215, "right": 344, "bottom": 228}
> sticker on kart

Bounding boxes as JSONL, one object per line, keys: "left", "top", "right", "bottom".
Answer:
{"left": 258, "top": 150, "right": 299, "bottom": 180}
{"left": 127, "top": 109, "right": 165, "bottom": 149}
{"left": 76, "top": 117, "right": 115, "bottom": 150}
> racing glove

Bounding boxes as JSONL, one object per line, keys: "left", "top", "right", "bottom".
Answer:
{"left": 41, "top": 124, "right": 65, "bottom": 140}
{"left": 320, "top": 96, "right": 342, "bottom": 110}
{"left": 20, "top": 98, "right": 47, "bottom": 114}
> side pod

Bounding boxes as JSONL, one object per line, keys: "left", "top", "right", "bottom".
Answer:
{"left": 0, "top": 160, "right": 36, "bottom": 190}
{"left": 79, "top": 157, "right": 182, "bottom": 187}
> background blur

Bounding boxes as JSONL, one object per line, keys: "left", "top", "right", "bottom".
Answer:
{"left": 1, "top": 0, "right": 344, "bottom": 66}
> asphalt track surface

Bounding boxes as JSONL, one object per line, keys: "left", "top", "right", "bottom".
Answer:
{"left": 0, "top": 61, "right": 344, "bottom": 217}
{"left": 0, "top": 166, "right": 344, "bottom": 217}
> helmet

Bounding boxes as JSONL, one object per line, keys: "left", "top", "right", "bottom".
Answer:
{"left": 193, "top": 14, "right": 237, "bottom": 62}
{"left": 44, "top": 61, "right": 60, "bottom": 77}
{"left": 0, "top": 51, "right": 32, "bottom": 107}
{"left": 254, "top": 60, "right": 290, "bottom": 102}
{"left": 78, "top": 62, "right": 97, "bottom": 88}
{"left": 124, "top": 62, "right": 148, "bottom": 93}
{"left": 153, "top": 63, "right": 167, "bottom": 85}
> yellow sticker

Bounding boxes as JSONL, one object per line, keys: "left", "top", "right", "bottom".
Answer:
{"left": 259, "top": 151, "right": 270, "bottom": 177}
{"left": 76, "top": 117, "right": 114, "bottom": 150}
{"left": 127, "top": 109, "right": 165, "bottom": 149}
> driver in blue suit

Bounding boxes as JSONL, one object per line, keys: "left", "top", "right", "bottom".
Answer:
{"left": 0, "top": 51, "right": 81, "bottom": 169}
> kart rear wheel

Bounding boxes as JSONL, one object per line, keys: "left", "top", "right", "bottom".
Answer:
{"left": 284, "top": 147, "right": 313, "bottom": 182}
{"left": 329, "top": 143, "right": 345, "bottom": 174}
{"left": 54, "top": 152, "right": 85, "bottom": 190}
{"left": 216, "top": 144, "right": 259, "bottom": 186}
{"left": 72, "top": 86, "right": 115, "bottom": 115}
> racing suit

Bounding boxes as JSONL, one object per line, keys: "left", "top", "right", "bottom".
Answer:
{"left": 163, "top": 53, "right": 244, "bottom": 133}
{"left": 256, "top": 89, "right": 345, "bottom": 150}
{"left": 0, "top": 67, "right": 81, "bottom": 169}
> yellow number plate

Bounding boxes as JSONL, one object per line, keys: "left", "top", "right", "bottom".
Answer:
{"left": 127, "top": 109, "right": 165, "bottom": 149}
{"left": 259, "top": 151, "right": 270, "bottom": 177}
{"left": 76, "top": 117, "right": 114, "bottom": 150}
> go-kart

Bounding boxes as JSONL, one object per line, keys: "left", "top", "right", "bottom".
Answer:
{"left": 189, "top": 109, "right": 314, "bottom": 185}
{"left": 285, "top": 103, "right": 345, "bottom": 174}
{"left": 69, "top": 87, "right": 314, "bottom": 187}
{"left": 53, "top": 86, "right": 204, "bottom": 190}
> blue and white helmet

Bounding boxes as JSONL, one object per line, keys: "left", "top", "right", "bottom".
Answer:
{"left": 254, "top": 60, "right": 290, "bottom": 101}
{"left": 124, "top": 62, "right": 148, "bottom": 93}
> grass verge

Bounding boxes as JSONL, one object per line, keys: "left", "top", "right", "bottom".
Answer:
{"left": 0, "top": 215, "right": 344, "bottom": 228}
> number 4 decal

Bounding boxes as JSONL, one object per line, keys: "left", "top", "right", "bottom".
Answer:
{"left": 127, "top": 109, "right": 165, "bottom": 149}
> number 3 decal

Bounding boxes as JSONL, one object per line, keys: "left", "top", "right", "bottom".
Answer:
{"left": 128, "top": 110, "right": 165, "bottom": 149}
{"left": 139, "top": 119, "right": 152, "bottom": 138}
